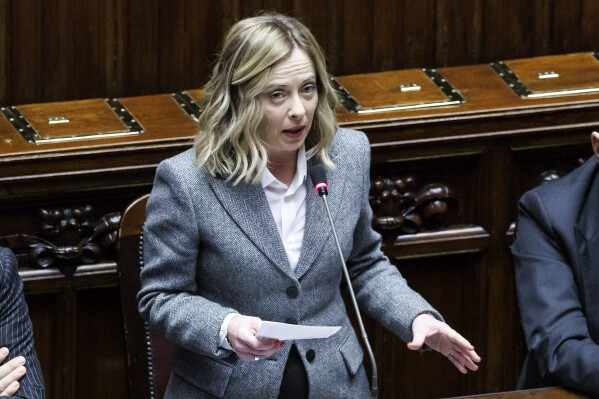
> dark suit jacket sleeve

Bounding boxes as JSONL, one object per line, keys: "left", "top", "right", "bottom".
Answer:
{"left": 0, "top": 248, "right": 45, "bottom": 399}
{"left": 512, "top": 190, "right": 599, "bottom": 395}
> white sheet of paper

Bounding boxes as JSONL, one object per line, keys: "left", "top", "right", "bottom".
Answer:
{"left": 255, "top": 321, "right": 341, "bottom": 340}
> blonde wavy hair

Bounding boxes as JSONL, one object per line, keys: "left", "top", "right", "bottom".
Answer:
{"left": 193, "top": 12, "right": 338, "bottom": 184}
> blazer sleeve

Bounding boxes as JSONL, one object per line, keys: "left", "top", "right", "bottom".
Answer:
{"left": 342, "top": 132, "right": 443, "bottom": 343}
{"left": 138, "top": 159, "right": 237, "bottom": 359}
{"left": 512, "top": 190, "right": 599, "bottom": 395}
{"left": 0, "top": 248, "right": 45, "bottom": 399}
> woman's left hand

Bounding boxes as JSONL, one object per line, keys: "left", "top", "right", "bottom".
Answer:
{"left": 407, "top": 313, "right": 481, "bottom": 374}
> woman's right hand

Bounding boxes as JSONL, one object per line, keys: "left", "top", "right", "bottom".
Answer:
{"left": 227, "top": 315, "right": 284, "bottom": 361}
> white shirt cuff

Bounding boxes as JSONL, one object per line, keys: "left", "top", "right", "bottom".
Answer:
{"left": 219, "top": 313, "right": 240, "bottom": 350}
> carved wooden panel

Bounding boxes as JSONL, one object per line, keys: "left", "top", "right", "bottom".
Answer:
{"left": 370, "top": 175, "right": 456, "bottom": 237}
{"left": 34, "top": 206, "right": 119, "bottom": 268}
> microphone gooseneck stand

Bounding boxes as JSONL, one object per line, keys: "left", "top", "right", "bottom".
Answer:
{"left": 320, "top": 194, "right": 378, "bottom": 399}
{"left": 310, "top": 165, "right": 378, "bottom": 399}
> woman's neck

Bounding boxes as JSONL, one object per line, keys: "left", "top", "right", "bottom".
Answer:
{"left": 267, "top": 152, "right": 298, "bottom": 186}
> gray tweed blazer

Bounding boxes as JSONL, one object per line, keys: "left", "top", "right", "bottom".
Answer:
{"left": 138, "top": 128, "right": 441, "bottom": 398}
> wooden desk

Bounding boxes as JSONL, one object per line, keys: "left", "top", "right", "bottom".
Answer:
{"left": 450, "top": 387, "right": 591, "bottom": 399}
{"left": 1, "top": 53, "right": 597, "bottom": 398}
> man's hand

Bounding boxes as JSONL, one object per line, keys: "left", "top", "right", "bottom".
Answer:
{"left": 0, "top": 347, "right": 26, "bottom": 396}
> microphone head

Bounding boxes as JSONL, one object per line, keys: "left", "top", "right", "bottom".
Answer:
{"left": 309, "top": 165, "right": 328, "bottom": 196}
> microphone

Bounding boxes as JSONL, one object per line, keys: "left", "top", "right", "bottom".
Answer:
{"left": 309, "top": 165, "right": 378, "bottom": 399}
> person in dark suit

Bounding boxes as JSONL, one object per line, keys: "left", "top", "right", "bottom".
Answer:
{"left": 138, "top": 12, "right": 480, "bottom": 398}
{"left": 512, "top": 131, "right": 599, "bottom": 396}
{"left": 0, "top": 247, "right": 45, "bottom": 398}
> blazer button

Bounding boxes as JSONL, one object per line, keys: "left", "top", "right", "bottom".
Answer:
{"left": 306, "top": 349, "right": 316, "bottom": 363}
{"left": 285, "top": 318, "right": 297, "bottom": 325}
{"left": 286, "top": 286, "right": 299, "bottom": 298}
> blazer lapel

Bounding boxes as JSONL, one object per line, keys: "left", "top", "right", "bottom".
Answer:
{"left": 295, "top": 160, "right": 350, "bottom": 279}
{"left": 208, "top": 176, "right": 294, "bottom": 278}
{"left": 575, "top": 164, "right": 599, "bottom": 249}
{"left": 574, "top": 166, "right": 599, "bottom": 336}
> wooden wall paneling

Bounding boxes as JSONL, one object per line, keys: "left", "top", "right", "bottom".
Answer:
{"left": 235, "top": 0, "right": 295, "bottom": 35}
{"left": 469, "top": 142, "right": 493, "bottom": 395}
{"left": 25, "top": 293, "right": 60, "bottom": 399}
{"left": 434, "top": 0, "right": 484, "bottom": 66}
{"left": 154, "top": 0, "right": 228, "bottom": 94}
{"left": 393, "top": 254, "right": 485, "bottom": 398}
{"left": 40, "top": 0, "right": 71, "bottom": 102}
{"left": 186, "top": 0, "right": 348, "bottom": 79}
{"left": 396, "top": 0, "right": 436, "bottom": 69}
{"left": 124, "top": 0, "right": 160, "bottom": 95}
{"left": 182, "top": 0, "right": 236, "bottom": 91}
{"left": 58, "top": 275, "right": 77, "bottom": 398}
{"left": 10, "top": 0, "right": 42, "bottom": 105}
{"left": 340, "top": 1, "right": 374, "bottom": 75}
{"left": 161, "top": 0, "right": 240, "bottom": 93}
{"left": 237, "top": 0, "right": 268, "bottom": 15}
{"left": 75, "top": 287, "right": 127, "bottom": 399}
{"left": 157, "top": 0, "right": 191, "bottom": 93}
{"left": 105, "top": 0, "right": 127, "bottom": 99}
{"left": 579, "top": 0, "right": 599, "bottom": 51}
{"left": 532, "top": 0, "right": 552, "bottom": 55}
{"left": 480, "top": 0, "right": 550, "bottom": 63}
{"left": 483, "top": 139, "right": 522, "bottom": 393}
{"left": 552, "top": 0, "right": 599, "bottom": 54}
{"left": 371, "top": 0, "right": 400, "bottom": 72}
{"left": 4, "top": 0, "right": 599, "bottom": 105}
{"left": 552, "top": 0, "right": 585, "bottom": 53}
{"left": 160, "top": 0, "right": 307, "bottom": 94}
{"left": 238, "top": 0, "right": 292, "bottom": 19}
{"left": 72, "top": 0, "right": 119, "bottom": 100}
{"left": 293, "top": 0, "right": 343, "bottom": 75}
{"left": 0, "top": 0, "right": 8, "bottom": 105}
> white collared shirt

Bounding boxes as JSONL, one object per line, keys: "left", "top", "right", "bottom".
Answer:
{"left": 219, "top": 146, "right": 307, "bottom": 349}
{"left": 260, "top": 146, "right": 307, "bottom": 272}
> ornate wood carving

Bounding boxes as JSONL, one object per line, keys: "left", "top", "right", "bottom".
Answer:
{"left": 369, "top": 175, "right": 456, "bottom": 239}
{"left": 3, "top": 206, "right": 121, "bottom": 269}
